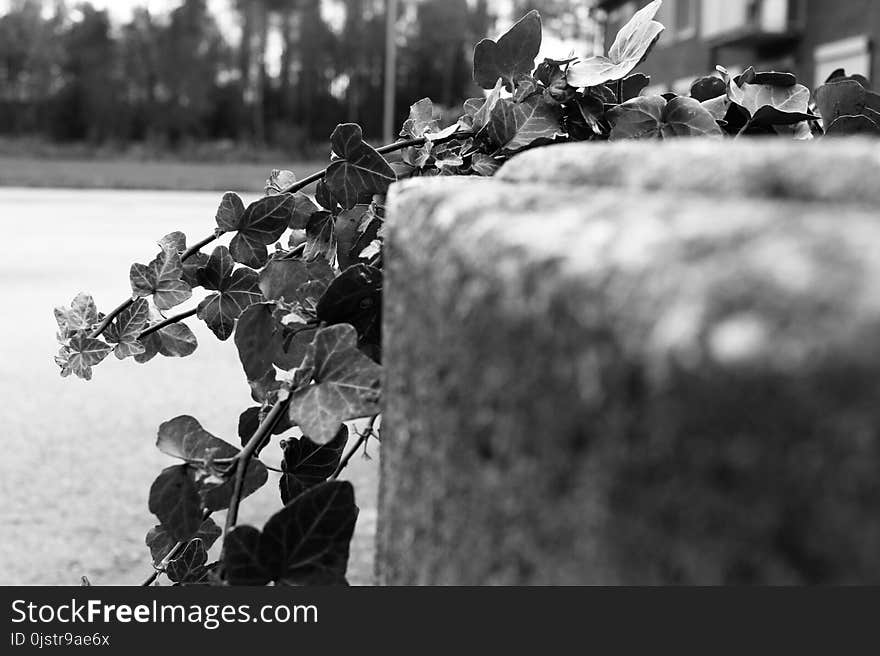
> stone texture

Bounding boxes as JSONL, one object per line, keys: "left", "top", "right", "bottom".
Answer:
{"left": 376, "top": 141, "right": 880, "bottom": 585}
{"left": 498, "top": 139, "right": 880, "bottom": 206}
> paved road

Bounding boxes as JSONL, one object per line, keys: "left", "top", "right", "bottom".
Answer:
{"left": 0, "top": 188, "right": 378, "bottom": 585}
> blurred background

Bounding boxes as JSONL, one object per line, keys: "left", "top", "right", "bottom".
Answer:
{"left": 0, "top": 0, "right": 599, "bottom": 189}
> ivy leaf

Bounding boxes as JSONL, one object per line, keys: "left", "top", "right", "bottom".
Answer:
{"left": 55, "top": 334, "right": 112, "bottom": 380}
{"left": 165, "top": 538, "right": 209, "bottom": 584}
{"left": 316, "top": 264, "right": 382, "bottom": 351}
{"left": 825, "top": 114, "right": 880, "bottom": 136}
{"left": 660, "top": 96, "right": 724, "bottom": 137}
{"left": 197, "top": 246, "right": 262, "bottom": 340}
{"left": 148, "top": 465, "right": 204, "bottom": 542}
{"left": 258, "top": 256, "right": 334, "bottom": 304}
{"left": 223, "top": 526, "right": 271, "bottom": 585}
{"left": 130, "top": 242, "right": 192, "bottom": 310}
{"left": 135, "top": 322, "right": 198, "bottom": 363}
{"left": 315, "top": 180, "right": 337, "bottom": 212}
{"left": 104, "top": 297, "right": 149, "bottom": 359}
{"left": 265, "top": 170, "right": 296, "bottom": 196}
{"left": 146, "top": 517, "right": 221, "bottom": 565}
{"left": 400, "top": 98, "right": 439, "bottom": 138}
{"left": 158, "top": 231, "right": 209, "bottom": 288}
{"left": 261, "top": 481, "right": 357, "bottom": 585}
{"left": 290, "top": 192, "right": 320, "bottom": 229}
{"left": 156, "top": 415, "right": 239, "bottom": 463}
{"left": 304, "top": 210, "right": 337, "bottom": 263}
{"left": 333, "top": 206, "right": 372, "bottom": 270}
{"left": 225, "top": 194, "right": 297, "bottom": 268}
{"left": 608, "top": 95, "right": 721, "bottom": 139}
{"left": 724, "top": 67, "right": 815, "bottom": 127}
{"left": 54, "top": 292, "right": 99, "bottom": 338}
{"left": 156, "top": 415, "right": 268, "bottom": 512}
{"left": 567, "top": 0, "right": 664, "bottom": 88}
{"left": 513, "top": 75, "right": 540, "bottom": 102}
{"left": 235, "top": 303, "right": 308, "bottom": 379}
{"left": 815, "top": 80, "right": 880, "bottom": 125}
{"left": 473, "top": 10, "right": 541, "bottom": 91}
{"left": 238, "top": 406, "right": 294, "bottom": 448}
{"left": 213, "top": 192, "right": 246, "bottom": 232}
{"left": 480, "top": 95, "right": 563, "bottom": 153}
{"left": 620, "top": 73, "right": 650, "bottom": 101}
{"left": 288, "top": 324, "right": 382, "bottom": 444}
{"left": 471, "top": 153, "right": 502, "bottom": 176}
{"left": 324, "top": 124, "right": 396, "bottom": 210}
{"left": 279, "top": 426, "right": 348, "bottom": 504}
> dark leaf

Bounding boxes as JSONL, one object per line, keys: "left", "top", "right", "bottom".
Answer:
{"left": 316, "top": 264, "right": 381, "bottom": 350}
{"left": 567, "top": 0, "right": 664, "bottom": 88}
{"left": 214, "top": 192, "right": 246, "bottom": 232}
{"left": 324, "top": 124, "right": 396, "bottom": 210}
{"left": 148, "top": 465, "right": 204, "bottom": 542}
{"left": 314, "top": 180, "right": 337, "bottom": 212}
{"left": 620, "top": 73, "right": 650, "bottom": 101}
{"left": 165, "top": 538, "right": 209, "bottom": 584}
{"left": 288, "top": 324, "right": 382, "bottom": 444}
{"left": 135, "top": 322, "right": 198, "bottom": 363}
{"left": 290, "top": 192, "right": 320, "bottom": 229}
{"left": 334, "top": 205, "right": 371, "bottom": 270}
{"left": 238, "top": 406, "right": 294, "bottom": 448}
{"left": 104, "top": 297, "right": 149, "bottom": 360}
{"left": 660, "top": 96, "right": 723, "bottom": 137}
{"left": 304, "top": 211, "right": 337, "bottom": 263}
{"left": 156, "top": 415, "right": 239, "bottom": 463}
{"left": 473, "top": 10, "right": 541, "bottom": 91}
{"left": 279, "top": 426, "right": 348, "bottom": 504}
{"left": 480, "top": 95, "right": 563, "bottom": 153}
{"left": 690, "top": 75, "right": 727, "bottom": 102}
{"left": 825, "top": 114, "right": 880, "bottom": 136}
{"left": 197, "top": 246, "right": 262, "bottom": 340}
{"left": 155, "top": 415, "right": 268, "bottom": 512}
{"left": 228, "top": 194, "right": 297, "bottom": 268}
{"left": 223, "top": 526, "right": 271, "bottom": 585}
{"left": 146, "top": 517, "right": 221, "bottom": 565}
{"left": 607, "top": 95, "right": 665, "bottom": 139}
{"left": 258, "top": 256, "right": 334, "bottom": 304}
{"left": 815, "top": 80, "right": 880, "bottom": 124}
{"left": 130, "top": 242, "right": 192, "bottom": 310}
{"left": 259, "top": 481, "right": 358, "bottom": 585}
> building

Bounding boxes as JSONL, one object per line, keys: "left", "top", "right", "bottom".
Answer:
{"left": 593, "top": 0, "right": 880, "bottom": 94}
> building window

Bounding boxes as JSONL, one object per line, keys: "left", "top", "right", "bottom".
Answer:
{"left": 814, "top": 36, "right": 872, "bottom": 87}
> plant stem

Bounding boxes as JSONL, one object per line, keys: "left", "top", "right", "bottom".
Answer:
{"left": 89, "top": 298, "right": 134, "bottom": 338}
{"left": 221, "top": 395, "right": 291, "bottom": 551}
{"left": 182, "top": 231, "right": 222, "bottom": 261}
{"left": 138, "top": 307, "right": 199, "bottom": 339}
{"left": 90, "top": 232, "right": 218, "bottom": 340}
{"left": 331, "top": 415, "right": 379, "bottom": 480}
{"left": 141, "top": 508, "right": 212, "bottom": 586}
{"left": 279, "top": 134, "right": 460, "bottom": 195}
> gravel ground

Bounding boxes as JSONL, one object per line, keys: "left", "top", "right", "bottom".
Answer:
{"left": 0, "top": 188, "right": 379, "bottom": 586}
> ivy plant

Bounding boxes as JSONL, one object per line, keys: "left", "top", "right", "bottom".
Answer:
{"left": 55, "top": 1, "right": 879, "bottom": 586}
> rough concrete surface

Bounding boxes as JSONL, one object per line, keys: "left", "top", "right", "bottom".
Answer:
{"left": 377, "top": 140, "right": 880, "bottom": 585}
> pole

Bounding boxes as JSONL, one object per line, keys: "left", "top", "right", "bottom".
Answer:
{"left": 383, "top": 0, "right": 399, "bottom": 144}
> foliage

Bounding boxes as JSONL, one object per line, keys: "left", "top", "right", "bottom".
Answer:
{"left": 54, "top": 2, "right": 878, "bottom": 587}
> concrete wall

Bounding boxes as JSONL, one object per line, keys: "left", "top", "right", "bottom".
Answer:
{"left": 376, "top": 140, "right": 880, "bottom": 585}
